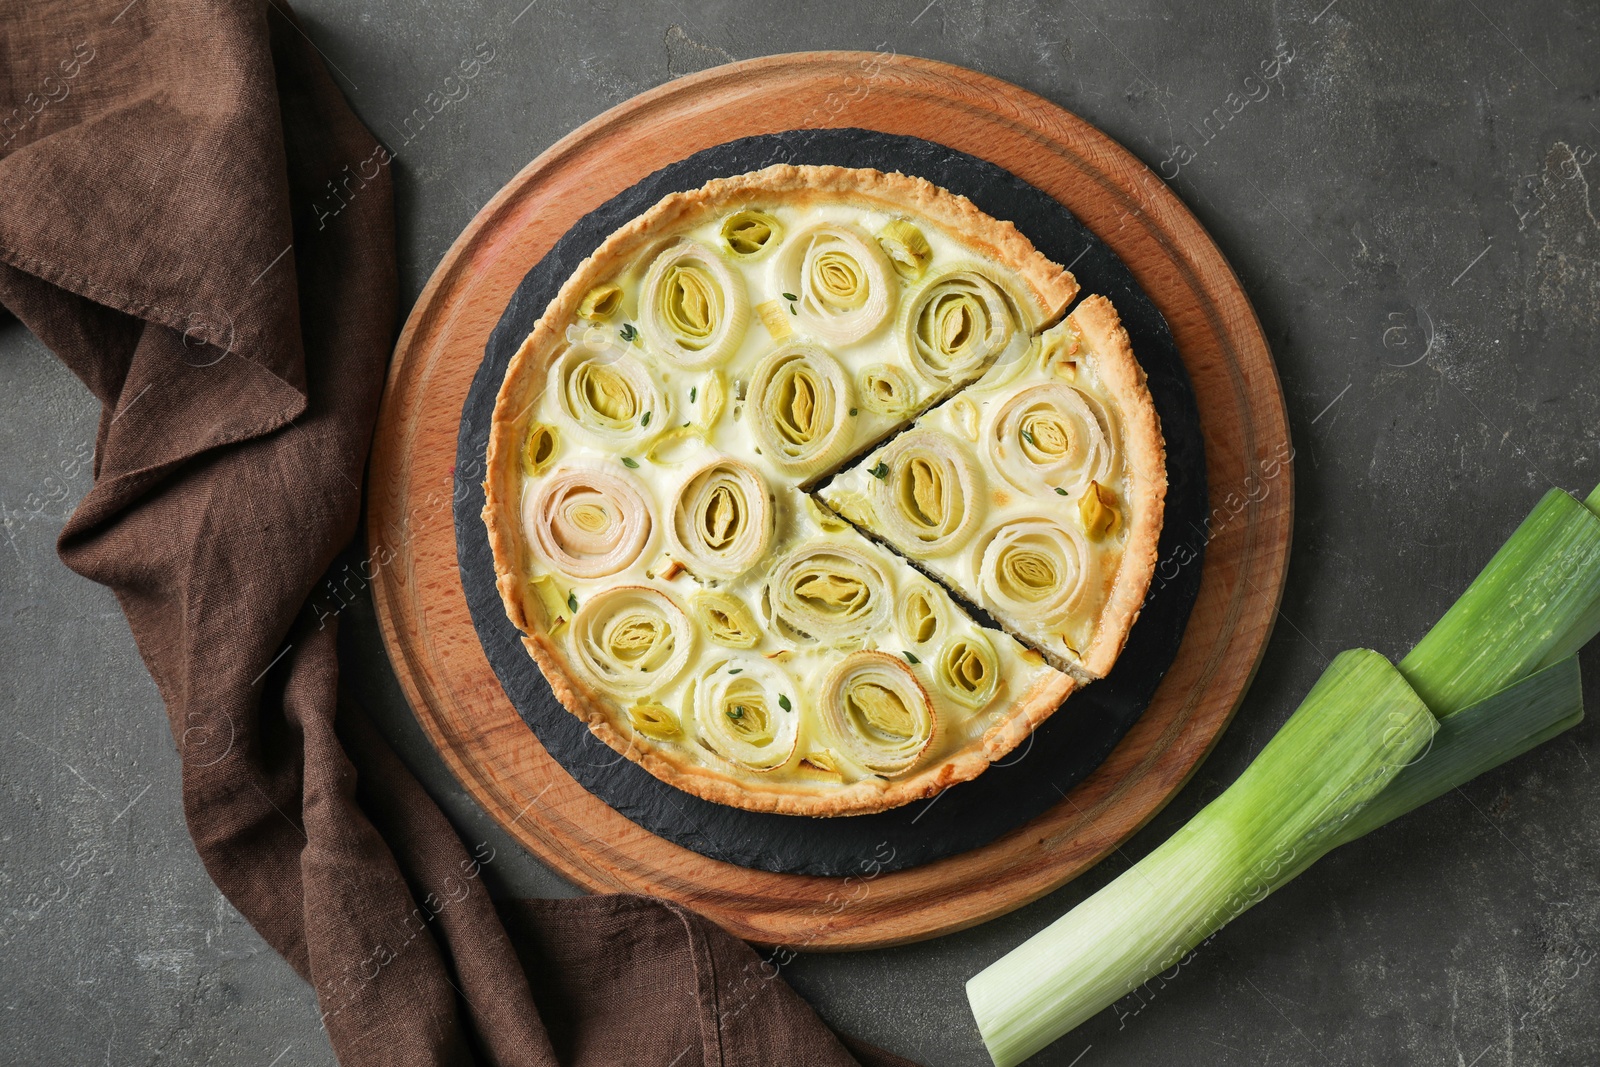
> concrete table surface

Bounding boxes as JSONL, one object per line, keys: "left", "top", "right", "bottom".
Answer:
{"left": 4, "top": 2, "right": 1599, "bottom": 1064}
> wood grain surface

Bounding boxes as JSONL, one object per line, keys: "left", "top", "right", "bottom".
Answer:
{"left": 366, "top": 51, "right": 1292, "bottom": 950}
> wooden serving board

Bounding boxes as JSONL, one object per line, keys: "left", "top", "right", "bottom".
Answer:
{"left": 367, "top": 51, "right": 1292, "bottom": 950}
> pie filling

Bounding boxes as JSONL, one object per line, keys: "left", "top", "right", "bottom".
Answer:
{"left": 486, "top": 167, "right": 1163, "bottom": 812}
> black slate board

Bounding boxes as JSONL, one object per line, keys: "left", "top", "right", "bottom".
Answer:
{"left": 454, "top": 129, "right": 1206, "bottom": 877}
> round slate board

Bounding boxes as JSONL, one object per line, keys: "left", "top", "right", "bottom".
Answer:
{"left": 453, "top": 128, "right": 1206, "bottom": 876}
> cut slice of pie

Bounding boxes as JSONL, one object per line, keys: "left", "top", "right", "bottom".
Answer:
{"left": 821, "top": 296, "right": 1166, "bottom": 678}
{"left": 482, "top": 163, "right": 1162, "bottom": 816}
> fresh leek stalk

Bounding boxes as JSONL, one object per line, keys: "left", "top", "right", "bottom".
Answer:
{"left": 1401, "top": 488, "right": 1600, "bottom": 712}
{"left": 967, "top": 650, "right": 1437, "bottom": 1067}
{"left": 1332, "top": 656, "right": 1580, "bottom": 847}
{"left": 1269, "top": 656, "right": 1582, "bottom": 891}
{"left": 967, "top": 481, "right": 1600, "bottom": 1067}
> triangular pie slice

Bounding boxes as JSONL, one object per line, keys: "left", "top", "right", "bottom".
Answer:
{"left": 482, "top": 164, "right": 1159, "bottom": 816}
{"left": 820, "top": 296, "right": 1166, "bottom": 678}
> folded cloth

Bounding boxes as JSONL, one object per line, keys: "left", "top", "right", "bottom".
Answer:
{"left": 0, "top": 3, "right": 918, "bottom": 1064}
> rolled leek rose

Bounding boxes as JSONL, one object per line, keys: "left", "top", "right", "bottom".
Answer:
{"left": 902, "top": 265, "right": 1017, "bottom": 385}
{"left": 692, "top": 657, "right": 799, "bottom": 772}
{"left": 521, "top": 422, "right": 558, "bottom": 474}
{"left": 875, "top": 219, "right": 933, "bottom": 280}
{"left": 669, "top": 457, "right": 773, "bottom": 580}
{"left": 819, "top": 651, "right": 936, "bottom": 776}
{"left": 639, "top": 239, "right": 749, "bottom": 366}
{"left": 936, "top": 632, "right": 1001, "bottom": 708}
{"left": 992, "top": 382, "right": 1117, "bottom": 497}
{"left": 976, "top": 518, "right": 1090, "bottom": 625}
{"left": 857, "top": 362, "right": 920, "bottom": 417}
{"left": 868, "top": 429, "right": 983, "bottom": 557}
{"left": 555, "top": 341, "right": 663, "bottom": 441}
{"left": 690, "top": 590, "right": 762, "bottom": 649}
{"left": 577, "top": 282, "right": 624, "bottom": 321}
{"left": 627, "top": 702, "right": 683, "bottom": 742}
{"left": 772, "top": 223, "right": 895, "bottom": 345}
{"left": 747, "top": 342, "right": 854, "bottom": 474}
{"left": 525, "top": 466, "right": 653, "bottom": 579}
{"left": 898, "top": 579, "right": 951, "bottom": 648}
{"left": 570, "top": 586, "right": 691, "bottom": 697}
{"left": 766, "top": 540, "right": 889, "bottom": 646}
{"left": 720, "top": 209, "right": 783, "bottom": 259}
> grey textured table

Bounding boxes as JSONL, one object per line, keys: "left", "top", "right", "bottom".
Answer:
{"left": 4, "top": 2, "right": 1598, "bottom": 1064}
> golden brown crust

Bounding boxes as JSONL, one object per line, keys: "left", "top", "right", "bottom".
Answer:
{"left": 484, "top": 333, "right": 542, "bottom": 640}
{"left": 1069, "top": 294, "right": 1167, "bottom": 678}
{"left": 481, "top": 165, "right": 1142, "bottom": 818}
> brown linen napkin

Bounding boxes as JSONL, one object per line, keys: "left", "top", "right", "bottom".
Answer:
{"left": 0, "top": 3, "right": 919, "bottom": 1065}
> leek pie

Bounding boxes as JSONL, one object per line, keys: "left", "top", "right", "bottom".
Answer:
{"left": 483, "top": 165, "right": 1165, "bottom": 816}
